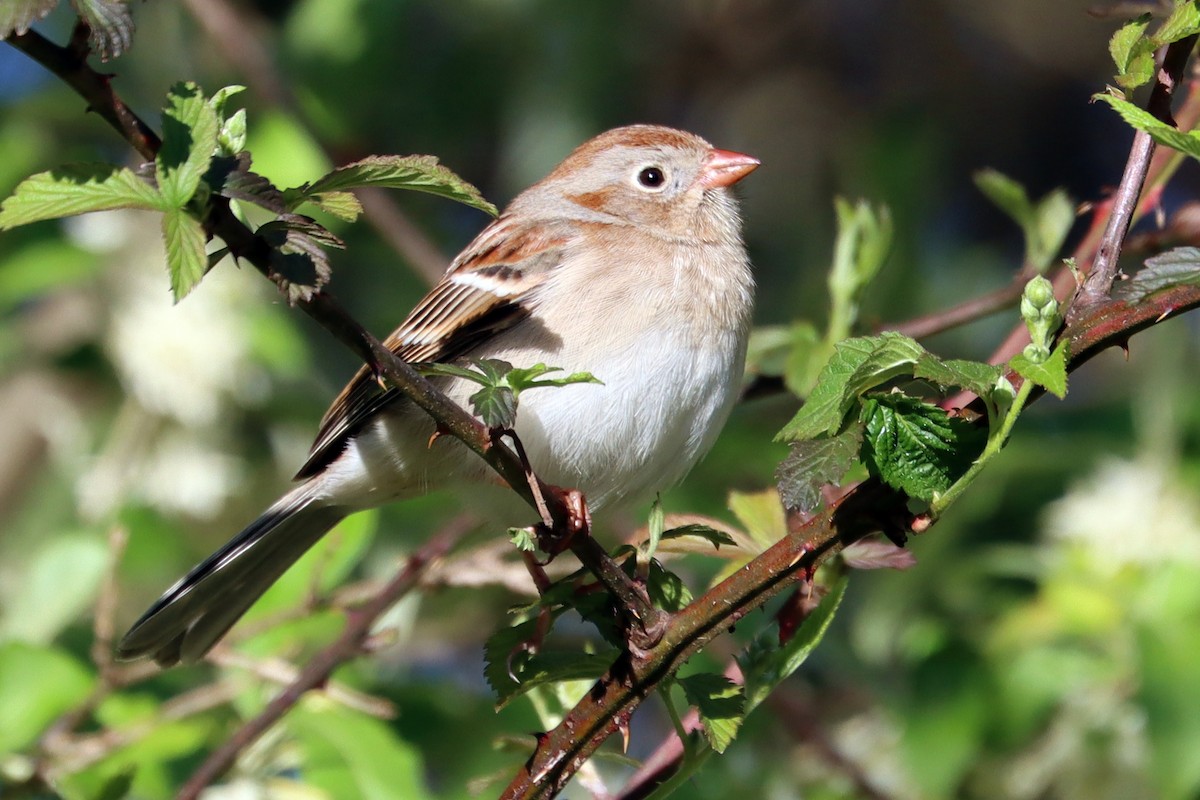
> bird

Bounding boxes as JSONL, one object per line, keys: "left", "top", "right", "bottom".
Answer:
{"left": 117, "top": 124, "right": 759, "bottom": 666}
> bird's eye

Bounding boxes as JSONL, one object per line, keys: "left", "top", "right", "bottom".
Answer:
{"left": 636, "top": 166, "right": 666, "bottom": 190}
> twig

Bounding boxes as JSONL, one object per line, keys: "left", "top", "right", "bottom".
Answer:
{"left": 179, "top": 0, "right": 450, "bottom": 284}
{"left": 1073, "top": 36, "right": 1198, "bottom": 315}
{"left": 884, "top": 275, "right": 1031, "bottom": 340}
{"left": 177, "top": 519, "right": 467, "bottom": 799}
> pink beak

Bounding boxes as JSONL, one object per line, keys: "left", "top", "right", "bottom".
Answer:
{"left": 699, "top": 148, "right": 760, "bottom": 189}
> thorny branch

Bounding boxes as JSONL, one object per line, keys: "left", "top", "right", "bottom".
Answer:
{"left": 8, "top": 16, "right": 1200, "bottom": 800}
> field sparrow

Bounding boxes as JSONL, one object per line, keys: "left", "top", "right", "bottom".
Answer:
{"left": 118, "top": 124, "right": 759, "bottom": 666}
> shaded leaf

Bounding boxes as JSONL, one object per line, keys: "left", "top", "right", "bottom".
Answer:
{"left": 161, "top": 207, "right": 207, "bottom": 301}
{"left": 0, "top": 163, "right": 163, "bottom": 228}
{"left": 1010, "top": 344, "right": 1068, "bottom": 399}
{"left": 301, "top": 154, "right": 497, "bottom": 216}
{"left": 258, "top": 214, "right": 338, "bottom": 303}
{"left": 913, "top": 355, "right": 1003, "bottom": 399}
{"left": 776, "top": 332, "right": 926, "bottom": 442}
{"left": 73, "top": 0, "right": 134, "bottom": 60}
{"left": 728, "top": 489, "right": 787, "bottom": 551}
{"left": 661, "top": 524, "right": 737, "bottom": 550}
{"left": 156, "top": 82, "right": 220, "bottom": 208}
{"left": 484, "top": 617, "right": 616, "bottom": 707}
{"left": 1114, "top": 246, "right": 1200, "bottom": 302}
{"left": 861, "top": 394, "right": 986, "bottom": 502}
{"left": 645, "top": 496, "right": 665, "bottom": 563}
{"left": 974, "top": 169, "right": 1073, "bottom": 271}
{"left": 204, "top": 153, "right": 287, "bottom": 213}
{"left": 678, "top": 673, "right": 746, "bottom": 754}
{"left": 775, "top": 422, "right": 864, "bottom": 513}
{"left": 647, "top": 559, "right": 692, "bottom": 612}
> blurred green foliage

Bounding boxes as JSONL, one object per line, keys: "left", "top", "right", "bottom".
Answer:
{"left": 3, "top": 2, "right": 1200, "bottom": 799}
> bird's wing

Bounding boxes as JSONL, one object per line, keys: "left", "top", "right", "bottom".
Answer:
{"left": 295, "top": 215, "right": 573, "bottom": 479}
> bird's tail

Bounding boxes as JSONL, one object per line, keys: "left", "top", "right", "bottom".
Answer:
{"left": 117, "top": 483, "right": 347, "bottom": 667}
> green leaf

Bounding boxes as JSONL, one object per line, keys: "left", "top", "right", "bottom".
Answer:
{"left": 1010, "top": 343, "right": 1068, "bottom": 399}
{"left": 161, "top": 207, "right": 208, "bottom": 300}
{"left": 775, "top": 422, "right": 864, "bottom": 513}
{"left": 861, "top": 394, "right": 986, "bottom": 501}
{"left": 827, "top": 198, "right": 893, "bottom": 341}
{"left": 913, "top": 355, "right": 1004, "bottom": 399}
{"left": 506, "top": 363, "right": 603, "bottom": 393}
{"left": 645, "top": 495, "right": 665, "bottom": 563}
{"left": 300, "top": 154, "right": 498, "bottom": 216}
{"left": 1109, "top": 13, "right": 1155, "bottom": 89}
{"left": 156, "top": 82, "right": 220, "bottom": 208}
{"left": 741, "top": 574, "right": 848, "bottom": 712}
{"left": 0, "top": 164, "right": 164, "bottom": 228}
{"left": 484, "top": 617, "right": 616, "bottom": 707}
{"left": 306, "top": 190, "right": 364, "bottom": 222}
{"left": 974, "top": 169, "right": 1073, "bottom": 270}
{"left": 678, "top": 673, "right": 746, "bottom": 754}
{"left": 647, "top": 559, "right": 692, "bottom": 612}
{"left": 1094, "top": 93, "right": 1200, "bottom": 160}
{"left": 0, "top": 0, "right": 57, "bottom": 40}
{"left": 0, "top": 642, "right": 96, "bottom": 752}
{"left": 1114, "top": 246, "right": 1200, "bottom": 302}
{"left": 0, "top": 534, "right": 107, "bottom": 643}
{"left": 728, "top": 489, "right": 788, "bottom": 551}
{"left": 776, "top": 332, "right": 927, "bottom": 442}
{"left": 289, "top": 703, "right": 434, "bottom": 800}
{"left": 1156, "top": 1, "right": 1200, "bottom": 45}
{"left": 469, "top": 383, "right": 518, "bottom": 429}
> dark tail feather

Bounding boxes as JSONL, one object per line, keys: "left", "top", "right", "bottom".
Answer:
{"left": 117, "top": 485, "right": 347, "bottom": 667}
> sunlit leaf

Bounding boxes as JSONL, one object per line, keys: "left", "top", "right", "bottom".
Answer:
{"left": 0, "top": 164, "right": 163, "bottom": 229}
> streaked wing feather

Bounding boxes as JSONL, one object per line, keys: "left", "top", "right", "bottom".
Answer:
{"left": 295, "top": 216, "right": 571, "bottom": 479}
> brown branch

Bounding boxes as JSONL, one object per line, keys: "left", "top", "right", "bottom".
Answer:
{"left": 6, "top": 27, "right": 659, "bottom": 635}
{"left": 884, "top": 273, "right": 1031, "bottom": 340}
{"left": 499, "top": 278, "right": 1200, "bottom": 797}
{"left": 177, "top": 520, "right": 467, "bottom": 799}
{"left": 179, "top": 0, "right": 450, "bottom": 284}
{"left": 1073, "top": 35, "right": 1198, "bottom": 315}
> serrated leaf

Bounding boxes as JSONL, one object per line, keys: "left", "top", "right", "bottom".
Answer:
{"left": 775, "top": 422, "right": 864, "bottom": 513}
{"left": 258, "top": 215, "right": 337, "bottom": 303}
{"left": 741, "top": 574, "right": 848, "bottom": 712}
{"left": 776, "top": 332, "right": 927, "bottom": 442}
{"left": 72, "top": 0, "right": 135, "bottom": 61}
{"left": 507, "top": 363, "right": 603, "bottom": 393}
{"left": 678, "top": 673, "right": 746, "bottom": 753}
{"left": 1094, "top": 93, "right": 1200, "bottom": 160}
{"left": 161, "top": 207, "right": 208, "bottom": 300}
{"left": 0, "top": 164, "right": 164, "bottom": 228}
{"left": 204, "top": 153, "right": 287, "bottom": 213}
{"left": 300, "top": 154, "right": 497, "bottom": 216}
{"left": 647, "top": 559, "right": 692, "bottom": 612}
{"left": 1156, "top": 1, "right": 1200, "bottom": 45}
{"left": 1110, "top": 14, "right": 1152, "bottom": 73}
{"left": 483, "top": 617, "right": 616, "bottom": 707}
{"left": 861, "top": 394, "right": 986, "bottom": 501}
{"left": 469, "top": 383, "right": 517, "bottom": 429}
{"left": 913, "top": 355, "right": 1003, "bottom": 398}
{"left": 156, "top": 82, "right": 220, "bottom": 208}
{"left": 307, "top": 190, "right": 363, "bottom": 221}
{"left": 1114, "top": 246, "right": 1200, "bottom": 302}
{"left": 1010, "top": 343, "right": 1068, "bottom": 399}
